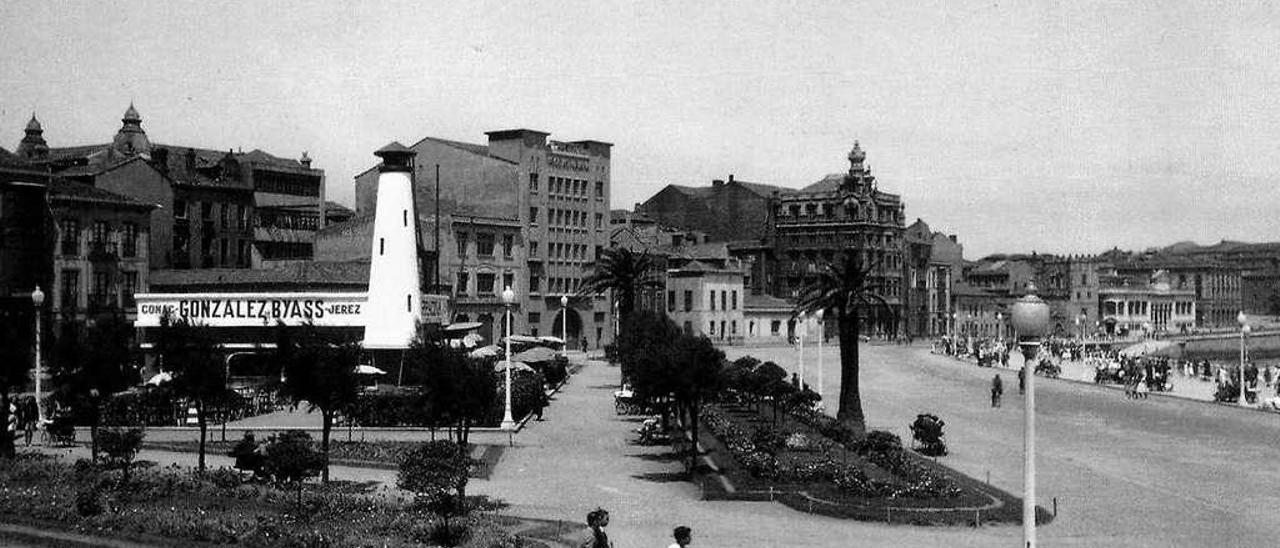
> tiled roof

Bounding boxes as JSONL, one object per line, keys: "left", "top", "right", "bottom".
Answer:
{"left": 417, "top": 136, "right": 494, "bottom": 158}
{"left": 49, "top": 178, "right": 154, "bottom": 208}
{"left": 744, "top": 293, "right": 793, "bottom": 310}
{"left": 802, "top": 173, "right": 845, "bottom": 193}
{"left": 735, "top": 180, "right": 793, "bottom": 198}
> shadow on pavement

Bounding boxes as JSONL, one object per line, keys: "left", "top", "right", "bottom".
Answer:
{"left": 631, "top": 471, "right": 690, "bottom": 483}
{"left": 628, "top": 451, "right": 684, "bottom": 462}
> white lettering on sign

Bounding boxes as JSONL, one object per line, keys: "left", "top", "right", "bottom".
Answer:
{"left": 134, "top": 293, "right": 370, "bottom": 328}
{"left": 547, "top": 154, "right": 589, "bottom": 172}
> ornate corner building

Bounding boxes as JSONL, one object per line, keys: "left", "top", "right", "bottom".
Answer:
{"left": 763, "top": 142, "right": 906, "bottom": 335}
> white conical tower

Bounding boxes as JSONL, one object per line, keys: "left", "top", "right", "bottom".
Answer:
{"left": 362, "top": 142, "right": 423, "bottom": 349}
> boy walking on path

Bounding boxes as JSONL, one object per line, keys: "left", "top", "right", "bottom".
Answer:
{"left": 667, "top": 526, "right": 692, "bottom": 548}
{"left": 991, "top": 374, "right": 1003, "bottom": 408}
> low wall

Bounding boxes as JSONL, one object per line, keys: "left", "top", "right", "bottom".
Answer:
{"left": 1177, "top": 330, "right": 1280, "bottom": 360}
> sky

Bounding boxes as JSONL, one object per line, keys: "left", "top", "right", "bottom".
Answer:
{"left": 3, "top": 0, "right": 1279, "bottom": 259}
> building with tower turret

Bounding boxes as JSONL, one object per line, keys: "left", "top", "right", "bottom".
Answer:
{"left": 762, "top": 142, "right": 906, "bottom": 335}
{"left": 15, "top": 104, "right": 327, "bottom": 270}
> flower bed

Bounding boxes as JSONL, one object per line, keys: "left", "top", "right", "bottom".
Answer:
{"left": 694, "top": 402, "right": 1052, "bottom": 525}
{"left": 140, "top": 440, "right": 501, "bottom": 478}
{"left": 0, "top": 452, "right": 547, "bottom": 547}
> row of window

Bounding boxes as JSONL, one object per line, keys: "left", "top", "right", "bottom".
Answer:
{"left": 457, "top": 232, "right": 516, "bottom": 258}
{"left": 531, "top": 276, "right": 580, "bottom": 295}
{"left": 777, "top": 202, "right": 902, "bottom": 223}
{"left": 529, "top": 174, "right": 605, "bottom": 199}
{"left": 258, "top": 210, "right": 319, "bottom": 231}
{"left": 172, "top": 234, "right": 254, "bottom": 267}
{"left": 59, "top": 219, "right": 140, "bottom": 258}
{"left": 173, "top": 200, "right": 253, "bottom": 232}
{"left": 455, "top": 271, "right": 517, "bottom": 296}
{"left": 665, "top": 289, "right": 739, "bottom": 312}
{"left": 529, "top": 241, "right": 593, "bottom": 261}
{"left": 785, "top": 232, "right": 899, "bottom": 249}
{"left": 58, "top": 268, "right": 139, "bottom": 310}
{"left": 255, "top": 170, "right": 321, "bottom": 197}
{"left": 530, "top": 207, "right": 604, "bottom": 229}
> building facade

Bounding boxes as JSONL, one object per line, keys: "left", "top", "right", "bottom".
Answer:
{"left": 763, "top": 142, "right": 905, "bottom": 335}
{"left": 353, "top": 129, "right": 613, "bottom": 349}
{"left": 637, "top": 175, "right": 791, "bottom": 243}
{"left": 665, "top": 260, "right": 746, "bottom": 343}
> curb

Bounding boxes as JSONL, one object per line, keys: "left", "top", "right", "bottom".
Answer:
{"left": 0, "top": 520, "right": 166, "bottom": 548}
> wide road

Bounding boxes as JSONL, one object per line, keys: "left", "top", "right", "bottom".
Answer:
{"left": 726, "top": 343, "right": 1280, "bottom": 547}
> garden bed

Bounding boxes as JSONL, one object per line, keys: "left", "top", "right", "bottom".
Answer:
{"left": 0, "top": 452, "right": 554, "bottom": 548}
{"left": 692, "top": 402, "right": 1053, "bottom": 526}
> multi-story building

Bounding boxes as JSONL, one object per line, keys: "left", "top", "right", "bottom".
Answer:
{"left": 665, "top": 259, "right": 746, "bottom": 343}
{"left": 49, "top": 179, "right": 154, "bottom": 323}
{"left": 1098, "top": 271, "right": 1197, "bottom": 335}
{"left": 353, "top": 129, "right": 613, "bottom": 349}
{"left": 19, "top": 106, "right": 325, "bottom": 269}
{"left": 0, "top": 148, "right": 53, "bottom": 354}
{"left": 637, "top": 175, "right": 792, "bottom": 243}
{"left": 763, "top": 142, "right": 906, "bottom": 335}
{"left": 903, "top": 219, "right": 964, "bottom": 338}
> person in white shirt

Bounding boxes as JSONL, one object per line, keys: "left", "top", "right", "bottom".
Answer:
{"left": 666, "top": 526, "right": 691, "bottom": 548}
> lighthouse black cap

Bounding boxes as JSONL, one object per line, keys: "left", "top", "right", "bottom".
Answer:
{"left": 374, "top": 141, "right": 416, "bottom": 173}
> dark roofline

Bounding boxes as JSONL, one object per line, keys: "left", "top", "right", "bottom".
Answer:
{"left": 485, "top": 128, "right": 550, "bottom": 140}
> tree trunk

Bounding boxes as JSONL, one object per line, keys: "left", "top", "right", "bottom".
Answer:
{"left": 835, "top": 308, "right": 867, "bottom": 433}
{"left": 321, "top": 409, "right": 332, "bottom": 483}
{"left": 196, "top": 400, "right": 208, "bottom": 471}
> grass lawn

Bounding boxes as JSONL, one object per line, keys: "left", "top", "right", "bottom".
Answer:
{"left": 140, "top": 439, "right": 505, "bottom": 479}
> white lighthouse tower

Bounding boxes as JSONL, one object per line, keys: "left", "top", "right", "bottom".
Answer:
{"left": 362, "top": 142, "right": 424, "bottom": 349}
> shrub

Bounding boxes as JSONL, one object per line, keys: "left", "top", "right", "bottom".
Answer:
{"left": 227, "top": 433, "right": 263, "bottom": 475}
{"left": 260, "top": 430, "right": 325, "bottom": 506}
{"left": 74, "top": 487, "right": 103, "bottom": 517}
{"left": 909, "top": 414, "right": 947, "bottom": 457}
{"left": 751, "top": 427, "right": 787, "bottom": 453}
{"left": 855, "top": 430, "right": 903, "bottom": 453}
{"left": 399, "top": 440, "right": 473, "bottom": 544}
{"left": 97, "top": 427, "right": 145, "bottom": 485}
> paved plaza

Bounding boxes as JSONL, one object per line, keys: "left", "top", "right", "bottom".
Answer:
{"left": 22, "top": 344, "right": 1280, "bottom": 547}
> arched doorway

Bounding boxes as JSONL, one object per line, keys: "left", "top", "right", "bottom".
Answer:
{"left": 478, "top": 313, "right": 495, "bottom": 344}
{"left": 552, "top": 308, "right": 583, "bottom": 349}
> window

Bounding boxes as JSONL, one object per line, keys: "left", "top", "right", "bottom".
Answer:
{"left": 503, "top": 272, "right": 514, "bottom": 292}
{"left": 122, "top": 271, "right": 138, "bottom": 307}
{"left": 502, "top": 234, "right": 514, "bottom": 258}
{"left": 529, "top": 207, "right": 538, "bottom": 224}
{"left": 595, "top": 213, "right": 603, "bottom": 229}
{"left": 529, "top": 273, "right": 540, "bottom": 293}
{"left": 92, "top": 221, "right": 110, "bottom": 244}
{"left": 529, "top": 172, "right": 539, "bottom": 193}
{"left": 594, "top": 311, "right": 605, "bottom": 323}
{"left": 770, "top": 321, "right": 781, "bottom": 335}
{"left": 403, "top": 209, "right": 408, "bottom": 227}
{"left": 709, "top": 291, "right": 716, "bottom": 311}
{"left": 595, "top": 181, "right": 604, "bottom": 198}
{"left": 60, "top": 269, "right": 79, "bottom": 310}
{"left": 732, "top": 321, "right": 737, "bottom": 334}
{"left": 238, "top": 206, "right": 249, "bottom": 231}
{"left": 721, "top": 291, "right": 727, "bottom": 311}
{"left": 708, "top": 322, "right": 715, "bottom": 335}
{"left": 379, "top": 238, "right": 385, "bottom": 255}
{"left": 220, "top": 204, "right": 229, "bottom": 228}
{"left": 220, "top": 239, "right": 228, "bottom": 264}
{"left": 457, "top": 232, "right": 468, "bottom": 256}
{"left": 201, "top": 202, "right": 213, "bottom": 222}
{"left": 684, "top": 291, "right": 693, "bottom": 312}
{"left": 173, "top": 199, "right": 188, "bottom": 219}
{"left": 529, "top": 312, "right": 541, "bottom": 324}
{"left": 529, "top": 241, "right": 538, "bottom": 257}
{"left": 456, "top": 272, "right": 469, "bottom": 295}
{"left": 731, "top": 290, "right": 737, "bottom": 310}
{"left": 477, "top": 273, "right": 496, "bottom": 295}
{"left": 668, "top": 290, "right": 676, "bottom": 311}
{"left": 237, "top": 240, "right": 250, "bottom": 267}
{"left": 60, "top": 219, "right": 79, "bottom": 255}
{"left": 120, "top": 223, "right": 138, "bottom": 257}
{"left": 683, "top": 321, "right": 693, "bottom": 336}
{"left": 477, "top": 233, "right": 495, "bottom": 256}
{"left": 91, "top": 271, "right": 111, "bottom": 310}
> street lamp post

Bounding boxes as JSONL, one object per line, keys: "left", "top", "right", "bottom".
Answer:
{"left": 1010, "top": 283, "right": 1050, "bottom": 548}
{"left": 797, "top": 312, "right": 806, "bottom": 389}
{"left": 500, "top": 286, "right": 517, "bottom": 431}
{"left": 996, "top": 312, "right": 1003, "bottom": 342}
{"left": 816, "top": 309, "right": 825, "bottom": 398}
{"left": 560, "top": 295, "right": 569, "bottom": 353}
{"left": 31, "top": 286, "right": 45, "bottom": 423}
{"left": 1238, "top": 311, "right": 1249, "bottom": 406}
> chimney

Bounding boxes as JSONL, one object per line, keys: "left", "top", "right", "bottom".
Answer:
{"left": 300, "top": 151, "right": 312, "bottom": 168}
{"left": 949, "top": 234, "right": 957, "bottom": 243}
{"left": 729, "top": 174, "right": 735, "bottom": 184}
{"left": 185, "top": 148, "right": 197, "bottom": 171}
{"left": 712, "top": 179, "right": 725, "bottom": 188}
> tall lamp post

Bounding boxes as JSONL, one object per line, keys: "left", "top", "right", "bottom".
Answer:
{"left": 31, "top": 286, "right": 45, "bottom": 423}
{"left": 797, "top": 312, "right": 806, "bottom": 388}
{"left": 996, "top": 312, "right": 1004, "bottom": 343}
{"left": 815, "top": 309, "right": 825, "bottom": 398}
{"left": 560, "top": 295, "right": 569, "bottom": 353}
{"left": 1238, "top": 311, "right": 1249, "bottom": 406}
{"left": 1010, "top": 283, "right": 1049, "bottom": 548}
{"left": 500, "top": 286, "right": 517, "bottom": 431}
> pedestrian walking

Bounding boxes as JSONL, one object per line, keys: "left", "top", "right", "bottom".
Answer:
{"left": 991, "top": 374, "right": 1003, "bottom": 408}
{"left": 1018, "top": 366, "right": 1026, "bottom": 395}
{"left": 534, "top": 388, "right": 548, "bottom": 421}
{"left": 6, "top": 398, "right": 16, "bottom": 442}
{"left": 20, "top": 397, "right": 36, "bottom": 446}
{"left": 583, "top": 508, "right": 613, "bottom": 548}
{"left": 667, "top": 525, "right": 692, "bottom": 548}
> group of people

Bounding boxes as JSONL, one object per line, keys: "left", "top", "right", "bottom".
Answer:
{"left": 5, "top": 396, "right": 40, "bottom": 446}
{"left": 582, "top": 508, "right": 693, "bottom": 548}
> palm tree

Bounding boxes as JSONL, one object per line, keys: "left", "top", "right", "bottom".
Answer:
{"left": 795, "top": 250, "right": 894, "bottom": 432}
{"left": 578, "top": 247, "right": 663, "bottom": 320}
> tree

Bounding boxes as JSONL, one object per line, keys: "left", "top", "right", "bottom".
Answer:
{"left": 261, "top": 430, "right": 325, "bottom": 507}
{"left": 668, "top": 335, "right": 724, "bottom": 462}
{"left": 398, "top": 440, "right": 474, "bottom": 547}
{"left": 795, "top": 251, "right": 894, "bottom": 432}
{"left": 155, "top": 313, "right": 229, "bottom": 471}
{"left": 50, "top": 314, "right": 137, "bottom": 461}
{"left": 406, "top": 323, "right": 495, "bottom": 446}
{"left": 275, "top": 322, "right": 362, "bottom": 482}
{"left": 578, "top": 247, "right": 663, "bottom": 320}
{"left": 97, "top": 427, "right": 144, "bottom": 486}
{"left": 615, "top": 311, "right": 681, "bottom": 424}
